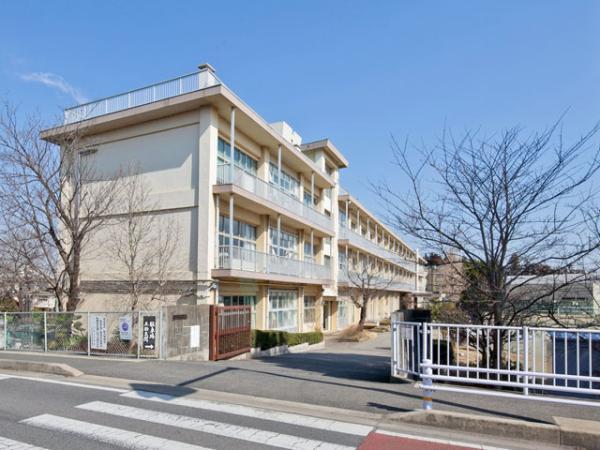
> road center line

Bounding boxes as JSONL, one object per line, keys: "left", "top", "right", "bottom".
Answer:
{"left": 122, "top": 389, "right": 373, "bottom": 436}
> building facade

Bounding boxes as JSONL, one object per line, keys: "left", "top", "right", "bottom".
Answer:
{"left": 41, "top": 64, "right": 428, "bottom": 333}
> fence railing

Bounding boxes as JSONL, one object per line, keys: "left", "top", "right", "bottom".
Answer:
{"left": 63, "top": 68, "right": 221, "bottom": 124}
{"left": 391, "top": 318, "right": 600, "bottom": 408}
{"left": 0, "top": 311, "right": 161, "bottom": 359}
{"left": 338, "top": 226, "right": 419, "bottom": 273}
{"left": 217, "top": 245, "right": 332, "bottom": 282}
{"left": 216, "top": 164, "right": 334, "bottom": 233}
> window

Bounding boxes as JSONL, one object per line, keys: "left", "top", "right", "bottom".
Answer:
{"left": 268, "top": 290, "right": 298, "bottom": 331}
{"left": 339, "top": 211, "right": 347, "bottom": 228}
{"left": 269, "top": 226, "right": 298, "bottom": 258}
{"left": 304, "top": 242, "right": 315, "bottom": 262}
{"left": 218, "top": 138, "right": 257, "bottom": 175}
{"left": 218, "top": 215, "right": 257, "bottom": 250}
{"left": 219, "top": 295, "right": 257, "bottom": 328}
{"left": 303, "top": 296, "right": 316, "bottom": 327}
{"left": 303, "top": 190, "right": 318, "bottom": 207}
{"left": 337, "top": 300, "right": 352, "bottom": 329}
{"left": 269, "top": 162, "right": 300, "bottom": 198}
{"left": 339, "top": 250, "right": 347, "bottom": 269}
{"left": 557, "top": 297, "right": 594, "bottom": 315}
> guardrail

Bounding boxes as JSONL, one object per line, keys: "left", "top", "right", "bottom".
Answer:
{"left": 63, "top": 68, "right": 221, "bottom": 124}
{"left": 216, "top": 245, "right": 332, "bottom": 282}
{"left": 391, "top": 318, "right": 600, "bottom": 408}
{"left": 217, "top": 164, "right": 334, "bottom": 233}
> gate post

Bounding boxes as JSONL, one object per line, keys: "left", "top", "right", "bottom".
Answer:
{"left": 209, "top": 305, "right": 218, "bottom": 361}
{"left": 43, "top": 312, "right": 47, "bottom": 353}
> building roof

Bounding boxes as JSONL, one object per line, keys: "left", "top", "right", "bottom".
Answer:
{"left": 300, "top": 139, "right": 349, "bottom": 169}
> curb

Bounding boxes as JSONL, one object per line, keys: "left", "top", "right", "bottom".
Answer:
{"left": 385, "top": 409, "right": 600, "bottom": 449}
{"left": 0, "top": 359, "right": 83, "bottom": 377}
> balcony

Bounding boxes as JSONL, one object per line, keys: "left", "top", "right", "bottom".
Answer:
{"left": 216, "top": 164, "right": 334, "bottom": 234}
{"left": 215, "top": 246, "right": 332, "bottom": 284}
{"left": 64, "top": 68, "right": 221, "bottom": 124}
{"left": 337, "top": 267, "right": 416, "bottom": 292}
{"left": 338, "top": 226, "right": 418, "bottom": 272}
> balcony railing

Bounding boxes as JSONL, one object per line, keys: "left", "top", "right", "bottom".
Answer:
{"left": 338, "top": 226, "right": 418, "bottom": 272}
{"left": 63, "top": 69, "right": 221, "bottom": 124}
{"left": 216, "top": 246, "right": 332, "bottom": 281}
{"left": 337, "top": 266, "right": 415, "bottom": 291}
{"left": 217, "top": 164, "right": 334, "bottom": 233}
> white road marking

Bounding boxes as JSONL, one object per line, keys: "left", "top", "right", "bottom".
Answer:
{"left": 376, "top": 429, "right": 510, "bottom": 450}
{"left": 122, "top": 389, "right": 373, "bottom": 436}
{"left": 78, "top": 401, "right": 356, "bottom": 450}
{"left": 0, "top": 373, "right": 128, "bottom": 393}
{"left": 0, "top": 436, "right": 47, "bottom": 450}
{"left": 21, "top": 414, "right": 210, "bottom": 450}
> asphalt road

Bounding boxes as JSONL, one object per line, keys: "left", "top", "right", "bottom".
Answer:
{"left": 0, "top": 374, "right": 506, "bottom": 450}
{"left": 1, "top": 333, "right": 599, "bottom": 424}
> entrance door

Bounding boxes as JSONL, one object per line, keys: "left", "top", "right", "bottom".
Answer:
{"left": 322, "top": 302, "right": 331, "bottom": 331}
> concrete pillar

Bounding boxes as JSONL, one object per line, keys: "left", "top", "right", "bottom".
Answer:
{"left": 196, "top": 106, "right": 219, "bottom": 301}
{"left": 229, "top": 195, "right": 234, "bottom": 262}
{"left": 229, "top": 107, "right": 235, "bottom": 177}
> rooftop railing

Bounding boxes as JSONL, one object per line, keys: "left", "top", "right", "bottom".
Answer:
{"left": 217, "top": 164, "right": 334, "bottom": 233}
{"left": 216, "top": 246, "right": 332, "bottom": 282}
{"left": 63, "top": 68, "right": 221, "bottom": 125}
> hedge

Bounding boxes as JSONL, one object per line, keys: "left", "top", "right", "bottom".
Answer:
{"left": 251, "top": 330, "right": 323, "bottom": 350}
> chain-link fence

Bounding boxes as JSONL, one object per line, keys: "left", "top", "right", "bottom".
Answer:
{"left": 0, "top": 311, "right": 162, "bottom": 359}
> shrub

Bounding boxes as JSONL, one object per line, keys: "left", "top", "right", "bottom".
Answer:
{"left": 252, "top": 330, "right": 323, "bottom": 350}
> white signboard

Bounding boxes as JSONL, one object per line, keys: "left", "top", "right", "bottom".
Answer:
{"left": 119, "top": 315, "right": 132, "bottom": 341}
{"left": 190, "top": 325, "right": 200, "bottom": 349}
{"left": 90, "top": 314, "right": 107, "bottom": 350}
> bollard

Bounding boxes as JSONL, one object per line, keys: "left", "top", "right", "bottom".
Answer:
{"left": 421, "top": 358, "right": 433, "bottom": 410}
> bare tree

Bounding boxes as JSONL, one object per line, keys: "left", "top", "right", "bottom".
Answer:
{"left": 0, "top": 102, "right": 123, "bottom": 311}
{"left": 375, "top": 122, "right": 600, "bottom": 348}
{"left": 105, "top": 172, "right": 180, "bottom": 313}
{"left": 345, "top": 255, "right": 397, "bottom": 330}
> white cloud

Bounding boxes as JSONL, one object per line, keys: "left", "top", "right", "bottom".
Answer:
{"left": 20, "top": 72, "right": 88, "bottom": 104}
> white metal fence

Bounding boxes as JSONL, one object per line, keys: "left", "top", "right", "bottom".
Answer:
{"left": 0, "top": 311, "right": 162, "bottom": 359}
{"left": 391, "top": 318, "right": 600, "bottom": 408}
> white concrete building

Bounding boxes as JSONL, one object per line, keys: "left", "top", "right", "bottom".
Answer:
{"left": 41, "top": 64, "right": 428, "bottom": 333}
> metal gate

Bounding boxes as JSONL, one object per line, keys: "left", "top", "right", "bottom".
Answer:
{"left": 209, "top": 305, "right": 251, "bottom": 361}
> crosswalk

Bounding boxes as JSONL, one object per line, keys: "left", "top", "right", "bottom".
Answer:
{"left": 3, "top": 388, "right": 373, "bottom": 450}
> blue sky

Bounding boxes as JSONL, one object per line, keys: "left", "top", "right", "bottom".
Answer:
{"left": 2, "top": 1, "right": 600, "bottom": 229}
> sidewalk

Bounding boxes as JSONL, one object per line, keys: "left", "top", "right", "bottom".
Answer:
{"left": 0, "top": 333, "right": 598, "bottom": 425}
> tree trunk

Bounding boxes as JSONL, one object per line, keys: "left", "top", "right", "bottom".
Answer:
{"left": 67, "top": 242, "right": 81, "bottom": 312}
{"left": 357, "top": 298, "right": 368, "bottom": 331}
